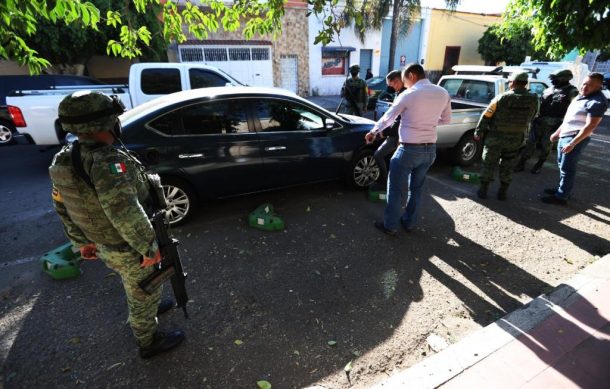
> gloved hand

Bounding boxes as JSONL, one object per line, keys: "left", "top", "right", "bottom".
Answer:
{"left": 79, "top": 243, "right": 98, "bottom": 260}
{"left": 141, "top": 249, "right": 161, "bottom": 268}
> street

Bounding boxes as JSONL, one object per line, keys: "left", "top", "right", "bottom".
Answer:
{"left": 1, "top": 116, "right": 609, "bottom": 388}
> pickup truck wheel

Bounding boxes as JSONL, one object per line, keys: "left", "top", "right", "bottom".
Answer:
{"left": 453, "top": 132, "right": 481, "bottom": 167}
{"left": 162, "top": 177, "right": 197, "bottom": 226}
{"left": 0, "top": 120, "right": 15, "bottom": 145}
{"left": 347, "top": 149, "right": 380, "bottom": 189}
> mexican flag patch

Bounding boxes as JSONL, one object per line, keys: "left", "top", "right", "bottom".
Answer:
{"left": 110, "top": 162, "right": 127, "bottom": 174}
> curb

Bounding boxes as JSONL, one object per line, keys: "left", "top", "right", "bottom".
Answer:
{"left": 373, "top": 254, "right": 610, "bottom": 389}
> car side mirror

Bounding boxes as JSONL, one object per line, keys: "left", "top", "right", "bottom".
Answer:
{"left": 325, "top": 119, "right": 336, "bottom": 130}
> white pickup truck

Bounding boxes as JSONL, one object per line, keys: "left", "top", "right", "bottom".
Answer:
{"left": 375, "top": 74, "right": 548, "bottom": 166}
{"left": 7, "top": 62, "right": 244, "bottom": 145}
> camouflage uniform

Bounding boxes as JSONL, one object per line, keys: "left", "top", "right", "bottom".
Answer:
{"left": 49, "top": 91, "right": 161, "bottom": 348}
{"left": 341, "top": 65, "right": 369, "bottom": 116}
{"left": 475, "top": 73, "right": 539, "bottom": 198}
{"left": 518, "top": 75, "right": 578, "bottom": 172}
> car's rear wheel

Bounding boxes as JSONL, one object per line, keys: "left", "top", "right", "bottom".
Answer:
{"left": 0, "top": 120, "right": 15, "bottom": 145}
{"left": 347, "top": 149, "right": 380, "bottom": 189}
{"left": 162, "top": 177, "right": 197, "bottom": 226}
{"left": 452, "top": 131, "right": 481, "bottom": 167}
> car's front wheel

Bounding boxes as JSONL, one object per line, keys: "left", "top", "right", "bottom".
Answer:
{"left": 0, "top": 120, "right": 15, "bottom": 145}
{"left": 452, "top": 131, "right": 481, "bottom": 167}
{"left": 161, "top": 177, "right": 197, "bottom": 225}
{"left": 347, "top": 149, "right": 380, "bottom": 189}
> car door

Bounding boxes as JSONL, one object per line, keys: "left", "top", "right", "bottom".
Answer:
{"left": 139, "top": 98, "right": 264, "bottom": 198}
{"left": 252, "top": 97, "right": 345, "bottom": 188}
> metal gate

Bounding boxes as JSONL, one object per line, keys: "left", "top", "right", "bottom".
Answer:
{"left": 280, "top": 55, "right": 298, "bottom": 93}
{"left": 178, "top": 45, "right": 273, "bottom": 87}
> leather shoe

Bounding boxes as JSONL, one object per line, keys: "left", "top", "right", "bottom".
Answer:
{"left": 374, "top": 221, "right": 397, "bottom": 236}
{"left": 157, "top": 298, "right": 175, "bottom": 316}
{"left": 541, "top": 195, "right": 567, "bottom": 205}
{"left": 139, "top": 330, "right": 185, "bottom": 359}
{"left": 401, "top": 220, "right": 414, "bottom": 233}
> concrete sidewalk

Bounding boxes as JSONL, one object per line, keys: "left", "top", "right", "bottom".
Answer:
{"left": 374, "top": 254, "right": 610, "bottom": 389}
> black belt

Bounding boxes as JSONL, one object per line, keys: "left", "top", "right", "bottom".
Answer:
{"left": 400, "top": 142, "right": 435, "bottom": 146}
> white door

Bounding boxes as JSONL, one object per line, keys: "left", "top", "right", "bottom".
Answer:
{"left": 280, "top": 55, "right": 298, "bottom": 93}
{"left": 178, "top": 45, "right": 273, "bottom": 87}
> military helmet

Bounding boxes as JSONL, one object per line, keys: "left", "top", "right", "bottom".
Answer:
{"left": 58, "top": 91, "right": 125, "bottom": 135}
{"left": 349, "top": 64, "right": 360, "bottom": 74}
{"left": 549, "top": 69, "right": 573, "bottom": 81}
{"left": 509, "top": 72, "right": 529, "bottom": 83}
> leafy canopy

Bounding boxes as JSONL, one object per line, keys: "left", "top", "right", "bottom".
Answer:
{"left": 478, "top": 21, "right": 549, "bottom": 65}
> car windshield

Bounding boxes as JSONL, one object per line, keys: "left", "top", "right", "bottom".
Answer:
{"left": 366, "top": 77, "right": 387, "bottom": 90}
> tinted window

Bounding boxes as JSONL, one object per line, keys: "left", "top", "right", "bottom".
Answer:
{"left": 529, "top": 82, "right": 546, "bottom": 97}
{"left": 189, "top": 69, "right": 228, "bottom": 89}
{"left": 255, "top": 100, "right": 325, "bottom": 132}
{"left": 149, "top": 100, "right": 249, "bottom": 136}
{"left": 141, "top": 69, "right": 181, "bottom": 95}
{"left": 440, "top": 79, "right": 494, "bottom": 104}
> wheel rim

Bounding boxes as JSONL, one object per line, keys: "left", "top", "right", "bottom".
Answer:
{"left": 0, "top": 125, "right": 12, "bottom": 144}
{"left": 353, "top": 155, "right": 380, "bottom": 187}
{"left": 461, "top": 140, "right": 477, "bottom": 162}
{"left": 163, "top": 184, "right": 190, "bottom": 225}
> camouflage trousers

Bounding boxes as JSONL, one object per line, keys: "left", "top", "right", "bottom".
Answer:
{"left": 345, "top": 102, "right": 364, "bottom": 116}
{"left": 480, "top": 133, "right": 525, "bottom": 184}
{"left": 98, "top": 245, "right": 161, "bottom": 347}
{"left": 520, "top": 117, "right": 563, "bottom": 161}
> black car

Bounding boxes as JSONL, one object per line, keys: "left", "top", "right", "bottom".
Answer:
{"left": 120, "top": 87, "right": 381, "bottom": 224}
{"left": 366, "top": 76, "right": 390, "bottom": 110}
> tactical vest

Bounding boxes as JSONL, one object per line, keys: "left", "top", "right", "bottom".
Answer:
{"left": 492, "top": 89, "right": 539, "bottom": 134}
{"left": 344, "top": 78, "right": 365, "bottom": 105}
{"left": 539, "top": 84, "right": 578, "bottom": 118}
{"left": 49, "top": 143, "right": 151, "bottom": 246}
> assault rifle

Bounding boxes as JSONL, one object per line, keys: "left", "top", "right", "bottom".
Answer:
{"left": 139, "top": 210, "right": 189, "bottom": 317}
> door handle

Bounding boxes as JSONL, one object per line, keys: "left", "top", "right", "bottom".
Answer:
{"left": 265, "top": 146, "right": 286, "bottom": 151}
{"left": 178, "top": 153, "right": 205, "bottom": 159}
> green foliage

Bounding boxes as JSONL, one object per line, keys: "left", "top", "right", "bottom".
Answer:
{"left": 505, "top": 0, "right": 610, "bottom": 58}
{"left": 478, "top": 22, "right": 549, "bottom": 65}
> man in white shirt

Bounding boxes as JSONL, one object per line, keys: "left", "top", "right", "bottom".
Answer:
{"left": 365, "top": 64, "right": 451, "bottom": 235}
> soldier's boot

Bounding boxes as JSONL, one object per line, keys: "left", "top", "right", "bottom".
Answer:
{"left": 514, "top": 157, "right": 526, "bottom": 173}
{"left": 497, "top": 183, "right": 509, "bottom": 201}
{"left": 477, "top": 182, "right": 489, "bottom": 199}
{"left": 157, "top": 298, "right": 175, "bottom": 316}
{"left": 139, "top": 329, "right": 185, "bottom": 359}
{"left": 530, "top": 159, "right": 545, "bottom": 174}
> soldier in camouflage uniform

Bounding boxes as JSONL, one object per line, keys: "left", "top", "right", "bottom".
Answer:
{"left": 49, "top": 91, "right": 184, "bottom": 359}
{"left": 474, "top": 73, "right": 539, "bottom": 200}
{"left": 515, "top": 69, "right": 579, "bottom": 174}
{"left": 341, "top": 64, "right": 369, "bottom": 116}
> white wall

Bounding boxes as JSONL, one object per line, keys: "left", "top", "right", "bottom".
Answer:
{"left": 308, "top": 10, "right": 382, "bottom": 96}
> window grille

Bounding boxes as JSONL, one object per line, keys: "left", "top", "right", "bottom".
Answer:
{"left": 180, "top": 47, "right": 204, "bottom": 62}
{"left": 204, "top": 48, "right": 228, "bottom": 61}
{"left": 228, "top": 48, "right": 251, "bottom": 61}
{"left": 251, "top": 48, "right": 270, "bottom": 61}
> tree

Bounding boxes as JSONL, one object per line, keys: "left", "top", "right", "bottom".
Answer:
{"left": 478, "top": 22, "right": 549, "bottom": 65}
{"left": 504, "top": 0, "right": 610, "bottom": 59}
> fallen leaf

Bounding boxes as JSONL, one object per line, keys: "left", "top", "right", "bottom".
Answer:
{"left": 564, "top": 257, "right": 574, "bottom": 265}
{"left": 68, "top": 336, "right": 80, "bottom": 344}
{"left": 257, "top": 380, "right": 272, "bottom": 389}
{"left": 293, "top": 350, "right": 300, "bottom": 356}
{"left": 327, "top": 340, "right": 337, "bottom": 346}
{"left": 234, "top": 339, "right": 243, "bottom": 345}
{"left": 105, "top": 272, "right": 117, "bottom": 278}
{"left": 557, "top": 329, "right": 564, "bottom": 334}
{"left": 330, "top": 234, "right": 336, "bottom": 239}
{"left": 306, "top": 206, "right": 311, "bottom": 212}
{"left": 106, "top": 362, "right": 123, "bottom": 371}
{"left": 344, "top": 360, "right": 353, "bottom": 372}
{"left": 208, "top": 347, "right": 214, "bottom": 351}
{"left": 61, "top": 366, "right": 71, "bottom": 373}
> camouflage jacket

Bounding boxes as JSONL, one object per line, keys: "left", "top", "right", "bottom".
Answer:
{"left": 341, "top": 77, "right": 369, "bottom": 108}
{"left": 49, "top": 141, "right": 158, "bottom": 258}
{"left": 475, "top": 88, "right": 539, "bottom": 137}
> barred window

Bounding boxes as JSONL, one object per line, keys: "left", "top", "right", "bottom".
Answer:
{"left": 180, "top": 47, "right": 204, "bottom": 62}
{"left": 204, "top": 48, "right": 228, "bottom": 61}
{"left": 228, "top": 48, "right": 251, "bottom": 61}
{"left": 251, "top": 48, "right": 270, "bottom": 61}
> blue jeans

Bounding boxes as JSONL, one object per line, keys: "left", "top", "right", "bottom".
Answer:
{"left": 384, "top": 144, "right": 436, "bottom": 231}
{"left": 555, "top": 135, "right": 590, "bottom": 200}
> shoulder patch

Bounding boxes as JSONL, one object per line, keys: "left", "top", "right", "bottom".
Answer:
{"left": 52, "top": 187, "right": 63, "bottom": 203}
{"left": 109, "top": 162, "right": 127, "bottom": 174}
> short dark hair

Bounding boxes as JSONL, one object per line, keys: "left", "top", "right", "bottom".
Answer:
{"left": 513, "top": 80, "right": 528, "bottom": 87}
{"left": 386, "top": 70, "right": 402, "bottom": 82}
{"left": 402, "top": 63, "right": 426, "bottom": 80}
{"left": 588, "top": 72, "right": 604, "bottom": 84}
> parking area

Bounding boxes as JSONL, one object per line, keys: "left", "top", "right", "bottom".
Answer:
{"left": 1, "top": 116, "right": 609, "bottom": 388}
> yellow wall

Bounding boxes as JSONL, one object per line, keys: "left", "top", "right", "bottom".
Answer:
{"left": 425, "top": 9, "right": 501, "bottom": 71}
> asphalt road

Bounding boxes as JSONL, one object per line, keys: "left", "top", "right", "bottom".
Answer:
{"left": 0, "top": 115, "right": 609, "bottom": 388}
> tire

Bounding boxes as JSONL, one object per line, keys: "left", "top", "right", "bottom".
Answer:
{"left": 0, "top": 120, "right": 15, "bottom": 145}
{"left": 347, "top": 149, "right": 380, "bottom": 189}
{"left": 452, "top": 131, "right": 482, "bottom": 167}
{"left": 161, "top": 177, "right": 197, "bottom": 226}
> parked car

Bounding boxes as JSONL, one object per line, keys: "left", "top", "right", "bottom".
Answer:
{"left": 366, "top": 76, "right": 390, "bottom": 110}
{"left": 0, "top": 105, "right": 29, "bottom": 145}
{"left": 120, "top": 87, "right": 380, "bottom": 224}
{"left": 6, "top": 63, "right": 244, "bottom": 146}
{"left": 374, "top": 74, "right": 549, "bottom": 166}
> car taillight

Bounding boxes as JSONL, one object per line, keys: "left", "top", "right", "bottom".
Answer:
{"left": 368, "top": 89, "right": 373, "bottom": 96}
{"left": 7, "top": 105, "right": 26, "bottom": 127}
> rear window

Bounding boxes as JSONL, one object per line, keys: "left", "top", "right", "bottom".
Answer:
{"left": 440, "top": 79, "right": 495, "bottom": 104}
{"left": 141, "top": 69, "right": 182, "bottom": 95}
